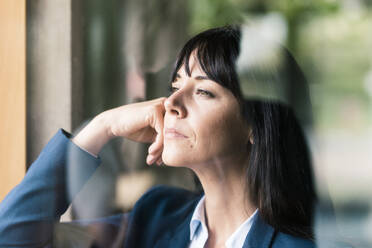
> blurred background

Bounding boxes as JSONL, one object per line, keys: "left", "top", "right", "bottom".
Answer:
{"left": 1, "top": 0, "right": 371, "bottom": 247}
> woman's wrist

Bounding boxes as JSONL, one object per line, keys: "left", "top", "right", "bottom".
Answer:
{"left": 72, "top": 112, "right": 113, "bottom": 156}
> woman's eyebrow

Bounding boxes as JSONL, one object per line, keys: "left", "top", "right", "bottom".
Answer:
{"left": 194, "top": 75, "right": 209, "bottom": 80}
{"left": 175, "top": 73, "right": 209, "bottom": 81}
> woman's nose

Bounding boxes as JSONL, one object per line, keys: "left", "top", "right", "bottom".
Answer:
{"left": 164, "top": 90, "right": 187, "bottom": 118}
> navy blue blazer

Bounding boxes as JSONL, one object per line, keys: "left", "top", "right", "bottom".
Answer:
{"left": 122, "top": 185, "right": 315, "bottom": 248}
{"left": 0, "top": 129, "right": 315, "bottom": 248}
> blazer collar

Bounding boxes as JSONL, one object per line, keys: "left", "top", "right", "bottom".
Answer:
{"left": 154, "top": 212, "right": 193, "bottom": 248}
{"left": 155, "top": 201, "right": 275, "bottom": 248}
{"left": 242, "top": 212, "right": 276, "bottom": 248}
{"left": 154, "top": 195, "right": 201, "bottom": 248}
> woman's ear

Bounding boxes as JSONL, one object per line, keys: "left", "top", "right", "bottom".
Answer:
{"left": 244, "top": 124, "right": 254, "bottom": 145}
{"left": 248, "top": 128, "right": 254, "bottom": 145}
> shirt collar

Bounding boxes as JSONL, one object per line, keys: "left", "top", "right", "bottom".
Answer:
{"left": 225, "top": 209, "right": 258, "bottom": 247}
{"left": 189, "top": 195, "right": 206, "bottom": 241}
{"left": 189, "top": 195, "right": 258, "bottom": 247}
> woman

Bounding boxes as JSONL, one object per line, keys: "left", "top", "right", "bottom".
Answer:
{"left": 0, "top": 26, "right": 316, "bottom": 247}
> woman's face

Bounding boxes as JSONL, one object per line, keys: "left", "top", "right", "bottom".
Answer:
{"left": 162, "top": 55, "right": 250, "bottom": 167}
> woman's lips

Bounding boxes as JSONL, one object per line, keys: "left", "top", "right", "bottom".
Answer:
{"left": 164, "top": 128, "right": 188, "bottom": 139}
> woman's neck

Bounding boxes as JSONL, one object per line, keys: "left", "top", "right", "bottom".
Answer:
{"left": 190, "top": 155, "right": 257, "bottom": 246}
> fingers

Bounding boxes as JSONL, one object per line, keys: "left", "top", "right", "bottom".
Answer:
{"left": 146, "top": 150, "right": 163, "bottom": 165}
{"left": 113, "top": 97, "right": 166, "bottom": 165}
{"left": 155, "top": 157, "right": 163, "bottom": 166}
{"left": 146, "top": 154, "right": 156, "bottom": 165}
{"left": 146, "top": 145, "right": 163, "bottom": 165}
{"left": 146, "top": 156, "right": 162, "bottom": 166}
{"left": 147, "top": 133, "right": 163, "bottom": 165}
{"left": 146, "top": 102, "right": 165, "bottom": 166}
{"left": 149, "top": 127, "right": 164, "bottom": 150}
{"left": 153, "top": 105, "right": 165, "bottom": 141}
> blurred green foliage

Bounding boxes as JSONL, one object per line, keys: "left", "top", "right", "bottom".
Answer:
{"left": 188, "top": 0, "right": 339, "bottom": 35}
{"left": 187, "top": 0, "right": 372, "bottom": 131}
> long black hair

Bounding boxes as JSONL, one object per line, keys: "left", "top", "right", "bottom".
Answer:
{"left": 170, "top": 26, "right": 317, "bottom": 239}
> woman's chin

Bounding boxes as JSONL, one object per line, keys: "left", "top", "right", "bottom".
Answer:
{"left": 162, "top": 153, "right": 188, "bottom": 167}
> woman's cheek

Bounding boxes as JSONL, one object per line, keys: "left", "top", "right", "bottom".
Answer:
{"left": 162, "top": 139, "right": 195, "bottom": 166}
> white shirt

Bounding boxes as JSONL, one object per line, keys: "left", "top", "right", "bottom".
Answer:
{"left": 188, "top": 196, "right": 258, "bottom": 248}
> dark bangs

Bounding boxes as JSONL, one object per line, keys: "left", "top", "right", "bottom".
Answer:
{"left": 171, "top": 26, "right": 244, "bottom": 103}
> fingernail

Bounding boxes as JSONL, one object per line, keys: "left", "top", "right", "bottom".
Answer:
{"left": 147, "top": 155, "right": 154, "bottom": 164}
{"left": 148, "top": 146, "right": 154, "bottom": 154}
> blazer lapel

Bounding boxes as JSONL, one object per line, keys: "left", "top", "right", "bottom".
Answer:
{"left": 153, "top": 193, "right": 203, "bottom": 248}
{"left": 243, "top": 212, "right": 276, "bottom": 248}
{"left": 154, "top": 196, "right": 276, "bottom": 248}
{"left": 153, "top": 210, "right": 193, "bottom": 248}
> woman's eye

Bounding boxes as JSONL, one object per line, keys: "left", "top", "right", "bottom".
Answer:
{"left": 196, "top": 89, "right": 214, "bottom": 98}
{"left": 168, "top": 86, "right": 179, "bottom": 94}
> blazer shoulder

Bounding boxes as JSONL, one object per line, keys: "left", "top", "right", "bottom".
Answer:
{"left": 273, "top": 231, "right": 316, "bottom": 248}
{"left": 123, "top": 185, "right": 201, "bottom": 247}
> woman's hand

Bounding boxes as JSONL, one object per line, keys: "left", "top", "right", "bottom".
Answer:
{"left": 72, "top": 97, "right": 166, "bottom": 165}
